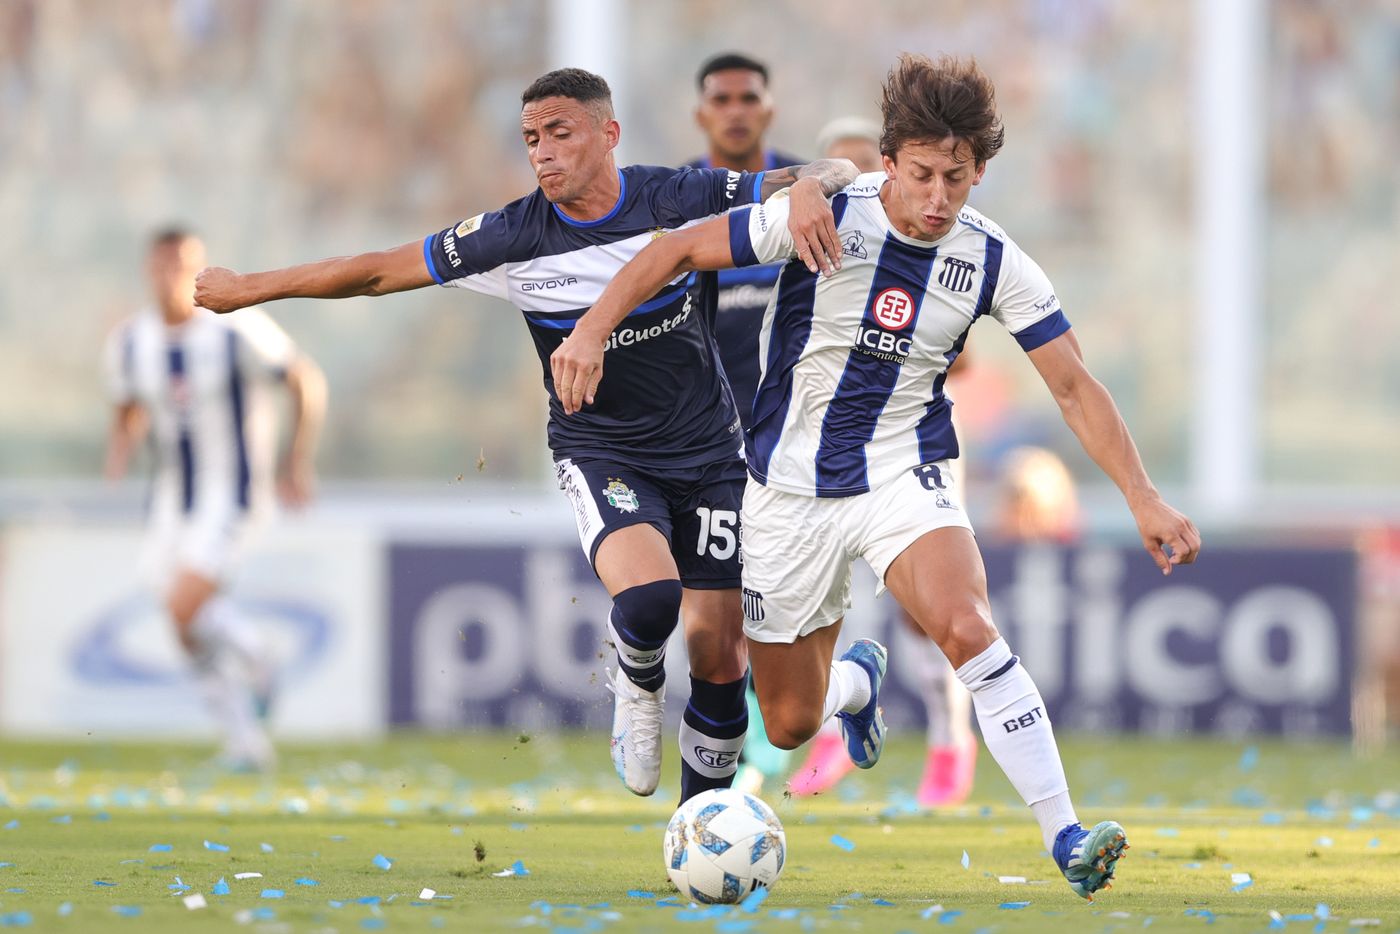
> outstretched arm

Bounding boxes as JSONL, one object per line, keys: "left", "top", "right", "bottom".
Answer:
{"left": 194, "top": 240, "right": 433, "bottom": 314}
{"left": 1027, "top": 330, "right": 1201, "bottom": 574}
{"left": 552, "top": 215, "right": 735, "bottom": 414}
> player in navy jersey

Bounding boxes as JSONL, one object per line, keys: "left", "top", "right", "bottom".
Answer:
{"left": 684, "top": 52, "right": 805, "bottom": 795}
{"left": 195, "top": 68, "right": 855, "bottom": 804}
{"left": 557, "top": 55, "right": 1201, "bottom": 901}
{"left": 686, "top": 53, "right": 806, "bottom": 434}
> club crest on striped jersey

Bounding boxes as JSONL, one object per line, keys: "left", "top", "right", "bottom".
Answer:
{"left": 937, "top": 256, "right": 976, "bottom": 293}
{"left": 871, "top": 287, "right": 915, "bottom": 329}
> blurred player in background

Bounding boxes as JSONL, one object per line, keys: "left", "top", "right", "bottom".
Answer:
{"left": 194, "top": 69, "right": 856, "bottom": 804}
{"left": 686, "top": 52, "right": 805, "bottom": 796}
{"left": 559, "top": 53, "right": 1202, "bottom": 900}
{"left": 103, "top": 228, "right": 326, "bottom": 771}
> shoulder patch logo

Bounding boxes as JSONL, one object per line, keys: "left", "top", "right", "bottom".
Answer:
{"left": 938, "top": 256, "right": 976, "bottom": 293}
{"left": 454, "top": 214, "right": 483, "bottom": 238}
{"left": 602, "top": 478, "right": 640, "bottom": 513}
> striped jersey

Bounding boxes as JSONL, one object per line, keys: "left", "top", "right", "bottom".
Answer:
{"left": 422, "top": 164, "right": 765, "bottom": 470}
{"left": 726, "top": 172, "right": 1071, "bottom": 498}
{"left": 104, "top": 307, "right": 296, "bottom": 517}
{"left": 685, "top": 149, "right": 805, "bottom": 432}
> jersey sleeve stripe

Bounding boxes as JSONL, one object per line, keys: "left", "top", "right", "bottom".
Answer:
{"left": 750, "top": 171, "right": 765, "bottom": 204}
{"left": 728, "top": 208, "right": 760, "bottom": 267}
{"left": 422, "top": 235, "right": 446, "bottom": 285}
{"left": 1012, "top": 309, "right": 1071, "bottom": 351}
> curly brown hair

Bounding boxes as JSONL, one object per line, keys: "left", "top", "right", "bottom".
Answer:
{"left": 879, "top": 53, "right": 1005, "bottom": 165}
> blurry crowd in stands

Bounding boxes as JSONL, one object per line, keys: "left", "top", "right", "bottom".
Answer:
{"left": 0, "top": 0, "right": 1396, "bottom": 493}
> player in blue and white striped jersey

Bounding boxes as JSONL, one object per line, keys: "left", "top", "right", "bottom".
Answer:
{"left": 104, "top": 228, "right": 326, "bottom": 771}
{"left": 555, "top": 55, "right": 1201, "bottom": 900}
{"left": 194, "top": 69, "right": 856, "bottom": 804}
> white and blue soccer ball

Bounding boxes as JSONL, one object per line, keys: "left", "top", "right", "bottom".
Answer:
{"left": 663, "top": 787, "right": 786, "bottom": 904}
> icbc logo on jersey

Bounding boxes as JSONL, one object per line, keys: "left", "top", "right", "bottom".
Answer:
{"left": 854, "top": 287, "right": 918, "bottom": 362}
{"left": 871, "top": 287, "right": 916, "bottom": 330}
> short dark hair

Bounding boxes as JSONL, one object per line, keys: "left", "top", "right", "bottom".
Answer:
{"left": 521, "top": 68, "right": 613, "bottom": 113}
{"left": 149, "top": 225, "right": 197, "bottom": 249}
{"left": 696, "top": 52, "right": 769, "bottom": 91}
{"left": 879, "top": 54, "right": 1004, "bottom": 165}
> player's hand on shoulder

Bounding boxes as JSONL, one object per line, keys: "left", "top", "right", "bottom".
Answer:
{"left": 550, "top": 330, "right": 606, "bottom": 416}
{"left": 786, "top": 177, "right": 842, "bottom": 277}
{"left": 194, "top": 266, "right": 249, "bottom": 313}
{"left": 1130, "top": 493, "right": 1201, "bottom": 576}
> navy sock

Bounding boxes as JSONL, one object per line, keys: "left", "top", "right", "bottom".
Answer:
{"left": 608, "top": 580, "right": 683, "bottom": 693}
{"left": 679, "top": 673, "right": 749, "bottom": 803}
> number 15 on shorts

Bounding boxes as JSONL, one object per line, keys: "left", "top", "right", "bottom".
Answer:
{"left": 695, "top": 507, "right": 739, "bottom": 561}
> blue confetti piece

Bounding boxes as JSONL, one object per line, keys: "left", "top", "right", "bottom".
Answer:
{"left": 0, "top": 912, "right": 32, "bottom": 927}
{"left": 625, "top": 824, "right": 644, "bottom": 833}
{"left": 872, "top": 898, "right": 895, "bottom": 906}
{"left": 716, "top": 922, "right": 753, "bottom": 933}
{"left": 510, "top": 822, "right": 529, "bottom": 831}
{"left": 261, "top": 889, "right": 284, "bottom": 899}
{"left": 50, "top": 815, "right": 72, "bottom": 825}
{"left": 961, "top": 850, "right": 970, "bottom": 869}
{"left": 93, "top": 880, "right": 118, "bottom": 886}
{"left": 356, "top": 896, "right": 380, "bottom": 905}
{"left": 327, "top": 901, "right": 344, "bottom": 909}
{"left": 252, "top": 908, "right": 277, "bottom": 921}
{"left": 111, "top": 906, "right": 142, "bottom": 918}
{"left": 1238, "top": 745, "right": 1259, "bottom": 771}
{"left": 1231, "top": 880, "right": 1253, "bottom": 892}
{"left": 1260, "top": 812, "right": 1284, "bottom": 825}
{"left": 0, "top": 864, "right": 10, "bottom": 869}
{"left": 148, "top": 844, "right": 172, "bottom": 852}
{"left": 739, "top": 887, "right": 770, "bottom": 913}
{"left": 203, "top": 840, "right": 229, "bottom": 852}
{"left": 4, "top": 889, "right": 22, "bottom": 894}
{"left": 1315, "top": 904, "right": 1330, "bottom": 919}
{"left": 260, "top": 843, "right": 274, "bottom": 853}
{"left": 1369, "top": 837, "right": 1381, "bottom": 848}
{"left": 361, "top": 920, "right": 386, "bottom": 931}
{"left": 510, "top": 859, "right": 530, "bottom": 876}
{"left": 328, "top": 834, "right": 346, "bottom": 841}
{"left": 296, "top": 878, "right": 319, "bottom": 886}
{"left": 56, "top": 904, "right": 72, "bottom": 918}
{"left": 212, "top": 878, "right": 230, "bottom": 896}
{"left": 372, "top": 853, "right": 393, "bottom": 870}
{"left": 999, "top": 901, "right": 1031, "bottom": 910}
{"left": 1, "top": 821, "right": 16, "bottom": 831}
{"left": 939, "top": 910, "right": 964, "bottom": 925}
{"left": 626, "top": 890, "right": 655, "bottom": 899}
{"left": 1183, "top": 862, "right": 1202, "bottom": 870}
{"left": 93, "top": 812, "right": 110, "bottom": 822}
{"left": 1155, "top": 827, "right": 1180, "bottom": 837}
{"left": 830, "top": 835, "right": 855, "bottom": 852}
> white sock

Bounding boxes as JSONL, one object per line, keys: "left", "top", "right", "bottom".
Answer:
{"left": 191, "top": 597, "right": 271, "bottom": 685}
{"left": 1030, "top": 791, "right": 1080, "bottom": 853}
{"left": 188, "top": 598, "right": 271, "bottom": 758}
{"left": 821, "top": 659, "right": 872, "bottom": 722}
{"left": 956, "top": 638, "right": 1074, "bottom": 851}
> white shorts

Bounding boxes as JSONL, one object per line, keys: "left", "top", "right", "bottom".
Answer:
{"left": 739, "top": 463, "right": 973, "bottom": 644}
{"left": 140, "top": 504, "right": 258, "bottom": 589}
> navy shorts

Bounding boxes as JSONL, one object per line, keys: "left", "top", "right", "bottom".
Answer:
{"left": 554, "top": 455, "right": 745, "bottom": 589}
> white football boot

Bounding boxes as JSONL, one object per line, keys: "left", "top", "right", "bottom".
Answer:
{"left": 606, "top": 666, "right": 664, "bottom": 796}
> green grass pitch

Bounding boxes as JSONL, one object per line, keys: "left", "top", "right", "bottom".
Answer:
{"left": 0, "top": 733, "right": 1397, "bottom": 932}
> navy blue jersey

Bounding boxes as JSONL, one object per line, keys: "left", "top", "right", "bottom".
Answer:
{"left": 423, "top": 164, "right": 766, "bottom": 469}
{"left": 686, "top": 150, "right": 805, "bottom": 431}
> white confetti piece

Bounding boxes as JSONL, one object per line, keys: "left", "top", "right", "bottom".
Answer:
{"left": 419, "top": 888, "right": 436, "bottom": 900}
{"left": 998, "top": 876, "right": 1027, "bottom": 884}
{"left": 183, "top": 893, "right": 207, "bottom": 910}
{"left": 1230, "top": 873, "right": 1251, "bottom": 886}
{"left": 233, "top": 872, "right": 262, "bottom": 880}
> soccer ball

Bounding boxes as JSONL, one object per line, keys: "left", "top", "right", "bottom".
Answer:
{"left": 663, "top": 787, "right": 786, "bottom": 904}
